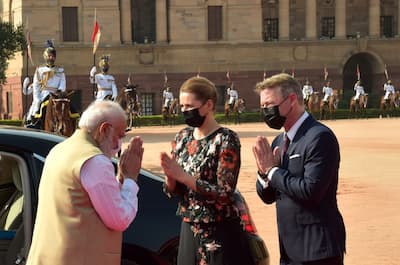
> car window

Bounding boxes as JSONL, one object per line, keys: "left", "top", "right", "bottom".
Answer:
{"left": 0, "top": 154, "right": 24, "bottom": 232}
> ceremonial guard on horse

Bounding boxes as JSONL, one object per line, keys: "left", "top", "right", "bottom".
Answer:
{"left": 302, "top": 80, "right": 314, "bottom": 106}
{"left": 227, "top": 82, "right": 238, "bottom": 111}
{"left": 90, "top": 55, "right": 118, "bottom": 101}
{"left": 25, "top": 41, "right": 66, "bottom": 129}
{"left": 322, "top": 81, "right": 334, "bottom": 104}
{"left": 383, "top": 80, "right": 395, "bottom": 102}
{"left": 353, "top": 80, "right": 365, "bottom": 101}
{"left": 162, "top": 86, "right": 174, "bottom": 111}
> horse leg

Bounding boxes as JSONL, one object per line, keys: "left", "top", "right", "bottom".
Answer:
{"left": 129, "top": 111, "right": 134, "bottom": 129}
{"left": 319, "top": 106, "right": 324, "bottom": 120}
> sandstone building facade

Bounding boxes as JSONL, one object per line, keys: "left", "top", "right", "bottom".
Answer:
{"left": 1, "top": 0, "right": 400, "bottom": 119}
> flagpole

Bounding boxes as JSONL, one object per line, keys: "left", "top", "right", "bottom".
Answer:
{"left": 92, "top": 9, "right": 97, "bottom": 100}
{"left": 92, "top": 54, "right": 96, "bottom": 100}
{"left": 24, "top": 17, "right": 30, "bottom": 116}
{"left": 24, "top": 44, "right": 29, "bottom": 116}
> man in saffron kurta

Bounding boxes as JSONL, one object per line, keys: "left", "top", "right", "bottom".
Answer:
{"left": 26, "top": 101, "right": 144, "bottom": 265}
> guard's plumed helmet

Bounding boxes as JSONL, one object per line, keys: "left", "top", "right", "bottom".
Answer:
{"left": 43, "top": 40, "right": 56, "bottom": 66}
{"left": 99, "top": 55, "right": 110, "bottom": 72}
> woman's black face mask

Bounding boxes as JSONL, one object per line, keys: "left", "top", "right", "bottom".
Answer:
{"left": 182, "top": 107, "right": 206, "bottom": 127}
{"left": 262, "top": 97, "right": 289, "bottom": 130}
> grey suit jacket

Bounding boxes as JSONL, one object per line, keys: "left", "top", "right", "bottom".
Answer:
{"left": 257, "top": 115, "right": 346, "bottom": 262}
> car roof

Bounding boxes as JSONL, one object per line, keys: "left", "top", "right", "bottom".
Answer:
{"left": 0, "top": 126, "right": 65, "bottom": 157}
{"left": 0, "top": 125, "right": 165, "bottom": 181}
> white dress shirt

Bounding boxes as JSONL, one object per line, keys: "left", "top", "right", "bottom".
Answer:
{"left": 80, "top": 154, "right": 139, "bottom": 231}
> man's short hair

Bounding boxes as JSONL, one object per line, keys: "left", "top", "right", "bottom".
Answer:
{"left": 255, "top": 73, "right": 303, "bottom": 104}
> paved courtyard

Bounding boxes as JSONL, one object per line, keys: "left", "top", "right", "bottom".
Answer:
{"left": 125, "top": 118, "right": 400, "bottom": 265}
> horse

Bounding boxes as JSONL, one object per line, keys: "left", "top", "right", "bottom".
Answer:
{"left": 306, "top": 92, "right": 320, "bottom": 117}
{"left": 44, "top": 91, "right": 77, "bottom": 137}
{"left": 117, "top": 85, "right": 142, "bottom": 130}
{"left": 319, "top": 90, "right": 339, "bottom": 120}
{"left": 349, "top": 93, "right": 368, "bottom": 119}
{"left": 379, "top": 91, "right": 400, "bottom": 118}
{"left": 162, "top": 98, "right": 179, "bottom": 126}
{"left": 224, "top": 98, "right": 245, "bottom": 124}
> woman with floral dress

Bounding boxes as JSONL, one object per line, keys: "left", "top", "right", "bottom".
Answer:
{"left": 160, "top": 76, "right": 254, "bottom": 265}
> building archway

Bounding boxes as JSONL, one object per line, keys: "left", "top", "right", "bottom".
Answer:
{"left": 342, "top": 52, "right": 384, "bottom": 108}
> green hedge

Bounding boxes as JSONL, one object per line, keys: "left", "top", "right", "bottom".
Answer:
{"left": 0, "top": 120, "right": 23, "bottom": 126}
{"left": 1, "top": 109, "right": 399, "bottom": 127}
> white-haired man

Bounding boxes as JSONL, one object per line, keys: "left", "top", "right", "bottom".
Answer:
{"left": 27, "top": 101, "right": 144, "bottom": 265}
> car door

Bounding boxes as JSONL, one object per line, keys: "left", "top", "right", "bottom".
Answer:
{"left": 0, "top": 152, "right": 34, "bottom": 265}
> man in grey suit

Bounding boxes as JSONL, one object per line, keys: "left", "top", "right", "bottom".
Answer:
{"left": 252, "top": 73, "right": 346, "bottom": 265}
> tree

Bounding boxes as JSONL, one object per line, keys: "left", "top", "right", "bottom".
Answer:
{"left": 0, "top": 21, "right": 26, "bottom": 85}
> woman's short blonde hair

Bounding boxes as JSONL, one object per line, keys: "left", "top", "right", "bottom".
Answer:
{"left": 180, "top": 76, "right": 217, "bottom": 109}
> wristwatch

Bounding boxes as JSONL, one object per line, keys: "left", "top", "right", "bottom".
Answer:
{"left": 257, "top": 168, "right": 272, "bottom": 180}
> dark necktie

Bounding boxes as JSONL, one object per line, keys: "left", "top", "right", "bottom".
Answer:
{"left": 281, "top": 134, "right": 290, "bottom": 161}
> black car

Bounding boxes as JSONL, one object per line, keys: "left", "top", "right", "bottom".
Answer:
{"left": 0, "top": 126, "right": 269, "bottom": 265}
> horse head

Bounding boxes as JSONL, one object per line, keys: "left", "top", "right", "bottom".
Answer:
{"left": 45, "top": 90, "right": 75, "bottom": 136}
{"left": 124, "top": 84, "right": 138, "bottom": 103}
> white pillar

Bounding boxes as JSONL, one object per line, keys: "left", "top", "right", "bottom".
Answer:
{"left": 335, "top": 0, "right": 346, "bottom": 39}
{"left": 305, "top": 0, "right": 317, "bottom": 39}
{"left": 120, "top": 0, "right": 132, "bottom": 43}
{"left": 156, "top": 0, "right": 167, "bottom": 43}
{"left": 398, "top": 0, "right": 400, "bottom": 36}
{"left": 369, "top": 0, "right": 380, "bottom": 37}
{"left": 279, "top": 0, "right": 289, "bottom": 40}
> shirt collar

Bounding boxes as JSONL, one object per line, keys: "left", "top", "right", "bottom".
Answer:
{"left": 286, "top": 111, "right": 309, "bottom": 141}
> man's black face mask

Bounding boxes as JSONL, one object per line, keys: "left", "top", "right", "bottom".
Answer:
{"left": 262, "top": 97, "right": 289, "bottom": 130}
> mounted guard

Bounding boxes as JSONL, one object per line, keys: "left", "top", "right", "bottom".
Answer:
{"left": 383, "top": 80, "right": 395, "bottom": 103}
{"left": 353, "top": 80, "right": 365, "bottom": 102}
{"left": 162, "top": 86, "right": 174, "bottom": 112}
{"left": 25, "top": 40, "right": 67, "bottom": 129}
{"left": 90, "top": 55, "right": 118, "bottom": 101}
{"left": 227, "top": 82, "right": 238, "bottom": 111}
{"left": 302, "top": 80, "right": 314, "bottom": 107}
{"left": 322, "top": 81, "right": 334, "bottom": 104}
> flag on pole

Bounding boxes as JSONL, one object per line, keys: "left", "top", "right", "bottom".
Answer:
{"left": 91, "top": 9, "right": 101, "bottom": 54}
{"left": 324, "top": 66, "right": 328, "bottom": 81}
{"left": 384, "top": 64, "right": 389, "bottom": 80}
{"left": 127, "top": 73, "right": 133, "bottom": 85}
{"left": 356, "top": 64, "right": 360, "bottom": 80}
{"left": 26, "top": 30, "right": 34, "bottom": 66}
{"left": 164, "top": 71, "right": 168, "bottom": 85}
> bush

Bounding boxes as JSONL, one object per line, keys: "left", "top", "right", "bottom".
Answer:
{"left": 0, "top": 120, "right": 23, "bottom": 126}
{"left": 2, "top": 108, "right": 399, "bottom": 128}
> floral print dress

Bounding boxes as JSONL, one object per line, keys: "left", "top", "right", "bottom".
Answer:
{"left": 164, "top": 126, "right": 242, "bottom": 265}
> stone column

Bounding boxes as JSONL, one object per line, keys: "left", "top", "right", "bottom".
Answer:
{"left": 335, "top": 0, "right": 346, "bottom": 39}
{"left": 279, "top": 0, "right": 289, "bottom": 40}
{"left": 398, "top": 0, "right": 400, "bottom": 36}
{"left": 305, "top": 0, "right": 317, "bottom": 39}
{"left": 120, "top": 0, "right": 132, "bottom": 43}
{"left": 156, "top": 0, "right": 167, "bottom": 43}
{"left": 369, "top": 0, "right": 380, "bottom": 37}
